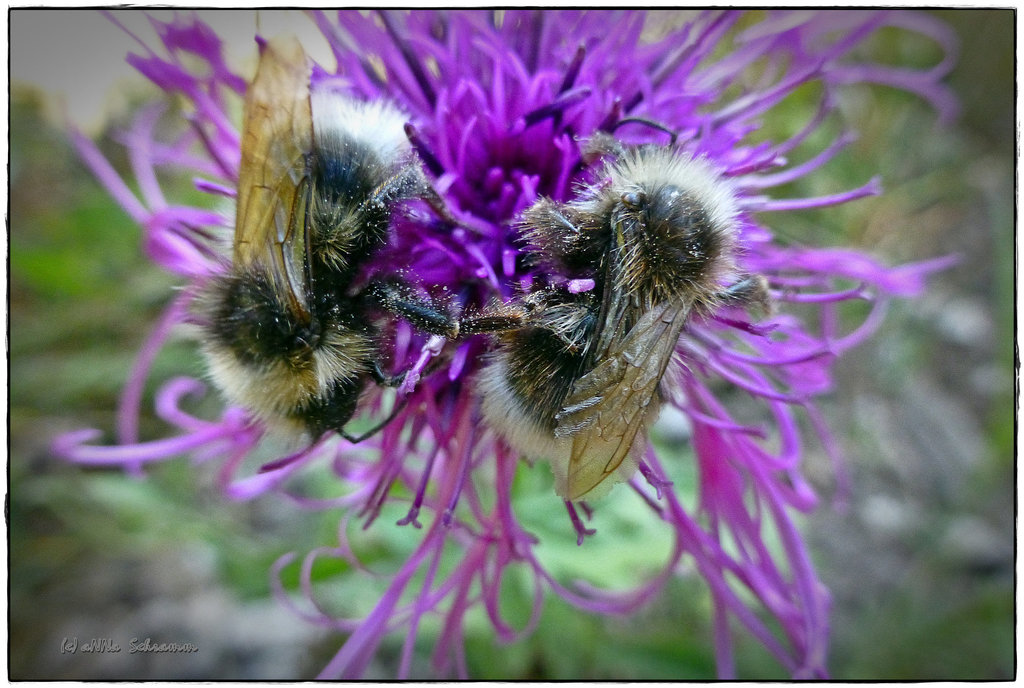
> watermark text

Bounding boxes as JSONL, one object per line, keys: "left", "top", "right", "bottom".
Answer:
{"left": 60, "top": 637, "right": 198, "bottom": 655}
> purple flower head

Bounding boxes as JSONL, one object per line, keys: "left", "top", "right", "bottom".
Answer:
{"left": 55, "top": 9, "right": 957, "bottom": 679}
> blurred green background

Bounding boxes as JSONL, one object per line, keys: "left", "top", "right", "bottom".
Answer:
{"left": 9, "top": 9, "right": 1014, "bottom": 680}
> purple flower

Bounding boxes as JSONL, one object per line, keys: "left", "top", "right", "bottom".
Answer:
{"left": 55, "top": 9, "right": 957, "bottom": 679}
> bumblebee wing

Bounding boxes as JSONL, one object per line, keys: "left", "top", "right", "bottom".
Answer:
{"left": 233, "top": 35, "right": 313, "bottom": 308}
{"left": 554, "top": 301, "right": 689, "bottom": 501}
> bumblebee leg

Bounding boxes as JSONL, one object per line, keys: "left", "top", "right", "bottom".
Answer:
{"left": 458, "top": 285, "right": 594, "bottom": 340}
{"left": 368, "top": 280, "right": 530, "bottom": 339}
{"left": 367, "top": 280, "right": 460, "bottom": 338}
{"left": 404, "top": 123, "right": 462, "bottom": 226}
{"left": 457, "top": 311, "right": 527, "bottom": 336}
{"left": 404, "top": 122, "right": 444, "bottom": 177}
{"left": 367, "top": 163, "right": 459, "bottom": 228}
{"left": 369, "top": 354, "right": 447, "bottom": 387}
{"left": 370, "top": 360, "right": 407, "bottom": 387}
{"left": 341, "top": 394, "right": 411, "bottom": 444}
{"left": 367, "top": 165, "right": 425, "bottom": 209}
{"left": 721, "top": 275, "right": 773, "bottom": 316}
{"left": 418, "top": 180, "right": 460, "bottom": 227}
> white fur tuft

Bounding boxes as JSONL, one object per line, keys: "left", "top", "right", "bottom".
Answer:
{"left": 310, "top": 90, "right": 412, "bottom": 162}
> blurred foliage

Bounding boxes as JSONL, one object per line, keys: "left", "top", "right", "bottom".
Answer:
{"left": 9, "top": 9, "right": 1014, "bottom": 680}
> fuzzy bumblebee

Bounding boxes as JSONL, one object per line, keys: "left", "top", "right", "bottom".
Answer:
{"left": 197, "top": 36, "right": 457, "bottom": 440}
{"left": 478, "top": 140, "right": 765, "bottom": 501}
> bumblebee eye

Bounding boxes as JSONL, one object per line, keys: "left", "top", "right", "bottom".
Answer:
{"left": 621, "top": 190, "right": 646, "bottom": 209}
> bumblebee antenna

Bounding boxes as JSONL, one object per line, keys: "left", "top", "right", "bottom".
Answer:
{"left": 612, "top": 117, "right": 678, "bottom": 146}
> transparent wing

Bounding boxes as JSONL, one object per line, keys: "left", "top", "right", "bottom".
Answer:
{"left": 554, "top": 301, "right": 690, "bottom": 501}
{"left": 233, "top": 35, "right": 312, "bottom": 311}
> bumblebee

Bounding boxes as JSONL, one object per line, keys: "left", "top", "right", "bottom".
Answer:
{"left": 477, "top": 136, "right": 767, "bottom": 501}
{"left": 197, "top": 36, "right": 455, "bottom": 440}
